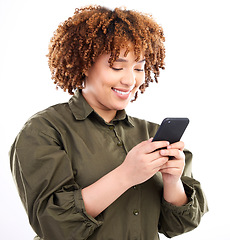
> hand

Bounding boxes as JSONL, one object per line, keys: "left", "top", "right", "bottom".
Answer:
{"left": 120, "top": 138, "right": 169, "bottom": 187}
{"left": 159, "top": 141, "right": 185, "bottom": 185}
{"left": 82, "top": 139, "right": 169, "bottom": 218}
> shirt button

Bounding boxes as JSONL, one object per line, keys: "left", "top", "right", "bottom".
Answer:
{"left": 109, "top": 125, "right": 114, "bottom": 130}
{"left": 117, "top": 141, "right": 122, "bottom": 147}
{"left": 133, "top": 209, "right": 139, "bottom": 216}
{"left": 133, "top": 186, "right": 137, "bottom": 190}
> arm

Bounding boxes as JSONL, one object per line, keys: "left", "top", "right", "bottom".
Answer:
{"left": 82, "top": 138, "right": 170, "bottom": 218}
{"left": 158, "top": 144, "right": 209, "bottom": 238}
{"left": 10, "top": 123, "right": 102, "bottom": 240}
{"left": 81, "top": 164, "right": 129, "bottom": 218}
{"left": 159, "top": 141, "right": 188, "bottom": 206}
{"left": 10, "top": 120, "right": 169, "bottom": 239}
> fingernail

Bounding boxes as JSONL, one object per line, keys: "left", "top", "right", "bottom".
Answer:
{"left": 160, "top": 150, "right": 167, "bottom": 155}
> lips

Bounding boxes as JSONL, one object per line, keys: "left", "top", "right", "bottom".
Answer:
{"left": 112, "top": 88, "right": 131, "bottom": 95}
{"left": 112, "top": 87, "right": 133, "bottom": 100}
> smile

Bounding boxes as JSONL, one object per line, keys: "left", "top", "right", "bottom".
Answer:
{"left": 112, "top": 88, "right": 131, "bottom": 95}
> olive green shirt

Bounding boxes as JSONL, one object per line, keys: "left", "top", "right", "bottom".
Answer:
{"left": 10, "top": 90, "right": 208, "bottom": 240}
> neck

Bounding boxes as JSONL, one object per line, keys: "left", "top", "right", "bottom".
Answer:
{"left": 94, "top": 108, "right": 117, "bottom": 123}
{"left": 81, "top": 91, "right": 117, "bottom": 123}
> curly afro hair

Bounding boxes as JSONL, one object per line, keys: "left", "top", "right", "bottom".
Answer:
{"left": 47, "top": 5, "right": 165, "bottom": 101}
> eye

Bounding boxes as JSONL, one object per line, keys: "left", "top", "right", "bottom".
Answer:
{"left": 112, "top": 67, "right": 123, "bottom": 71}
{"left": 135, "top": 69, "right": 144, "bottom": 72}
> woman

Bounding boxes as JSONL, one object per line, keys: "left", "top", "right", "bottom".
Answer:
{"left": 10, "top": 5, "right": 208, "bottom": 240}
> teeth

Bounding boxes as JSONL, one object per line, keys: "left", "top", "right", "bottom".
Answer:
{"left": 113, "top": 88, "right": 130, "bottom": 95}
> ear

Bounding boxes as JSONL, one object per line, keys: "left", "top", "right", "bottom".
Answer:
{"left": 84, "top": 70, "right": 89, "bottom": 77}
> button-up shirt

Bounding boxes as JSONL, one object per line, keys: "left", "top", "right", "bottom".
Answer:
{"left": 10, "top": 90, "right": 208, "bottom": 240}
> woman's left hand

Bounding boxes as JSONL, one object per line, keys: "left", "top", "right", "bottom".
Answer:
{"left": 159, "top": 141, "right": 185, "bottom": 184}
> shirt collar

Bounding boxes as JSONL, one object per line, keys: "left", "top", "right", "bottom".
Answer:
{"left": 68, "top": 90, "right": 134, "bottom": 127}
{"left": 69, "top": 90, "right": 94, "bottom": 120}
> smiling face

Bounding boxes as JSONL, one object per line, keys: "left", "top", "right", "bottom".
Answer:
{"left": 82, "top": 48, "right": 145, "bottom": 122}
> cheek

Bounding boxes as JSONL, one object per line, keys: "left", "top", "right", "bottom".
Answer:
{"left": 136, "top": 73, "right": 145, "bottom": 87}
{"left": 87, "top": 75, "right": 109, "bottom": 92}
{"left": 101, "top": 72, "right": 119, "bottom": 88}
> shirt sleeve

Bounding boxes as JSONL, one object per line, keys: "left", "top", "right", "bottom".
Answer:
{"left": 158, "top": 149, "right": 209, "bottom": 238}
{"left": 9, "top": 118, "right": 103, "bottom": 240}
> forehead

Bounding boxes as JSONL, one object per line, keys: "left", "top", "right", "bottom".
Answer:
{"left": 95, "top": 42, "right": 145, "bottom": 66}
{"left": 95, "top": 50, "right": 145, "bottom": 67}
{"left": 114, "top": 57, "right": 145, "bottom": 64}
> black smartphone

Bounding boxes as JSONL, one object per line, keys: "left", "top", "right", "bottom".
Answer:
{"left": 152, "top": 118, "right": 189, "bottom": 144}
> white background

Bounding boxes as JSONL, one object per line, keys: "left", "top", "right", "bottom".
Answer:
{"left": 1, "top": 0, "right": 229, "bottom": 239}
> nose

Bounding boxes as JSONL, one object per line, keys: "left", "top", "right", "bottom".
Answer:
{"left": 120, "top": 69, "right": 136, "bottom": 87}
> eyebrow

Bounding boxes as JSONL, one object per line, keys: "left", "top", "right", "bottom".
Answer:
{"left": 114, "top": 58, "right": 146, "bottom": 63}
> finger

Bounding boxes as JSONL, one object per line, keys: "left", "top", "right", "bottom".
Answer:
{"left": 159, "top": 162, "right": 184, "bottom": 176}
{"left": 167, "top": 141, "right": 185, "bottom": 151}
{"left": 137, "top": 140, "right": 169, "bottom": 154}
{"left": 160, "top": 159, "right": 184, "bottom": 169}
{"left": 159, "top": 167, "right": 182, "bottom": 175}
{"left": 160, "top": 149, "right": 184, "bottom": 160}
{"left": 133, "top": 139, "right": 154, "bottom": 152}
{"left": 148, "top": 141, "right": 170, "bottom": 153}
{"left": 150, "top": 157, "right": 169, "bottom": 169}
{"left": 146, "top": 150, "right": 168, "bottom": 162}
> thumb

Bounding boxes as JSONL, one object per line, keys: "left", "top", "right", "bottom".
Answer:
{"left": 147, "top": 137, "right": 153, "bottom": 142}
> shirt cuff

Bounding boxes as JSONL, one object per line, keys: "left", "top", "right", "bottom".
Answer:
{"left": 161, "top": 179, "right": 195, "bottom": 215}
{"left": 74, "top": 188, "right": 103, "bottom": 227}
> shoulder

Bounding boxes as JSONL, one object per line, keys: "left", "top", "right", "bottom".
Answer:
{"left": 15, "top": 102, "right": 71, "bottom": 147}
{"left": 24, "top": 102, "right": 70, "bottom": 128}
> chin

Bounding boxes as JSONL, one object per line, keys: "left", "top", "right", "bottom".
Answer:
{"left": 113, "top": 102, "right": 130, "bottom": 111}
{"left": 110, "top": 96, "right": 133, "bottom": 110}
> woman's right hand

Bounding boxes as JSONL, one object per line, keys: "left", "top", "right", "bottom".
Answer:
{"left": 120, "top": 138, "right": 170, "bottom": 187}
{"left": 82, "top": 139, "right": 170, "bottom": 218}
